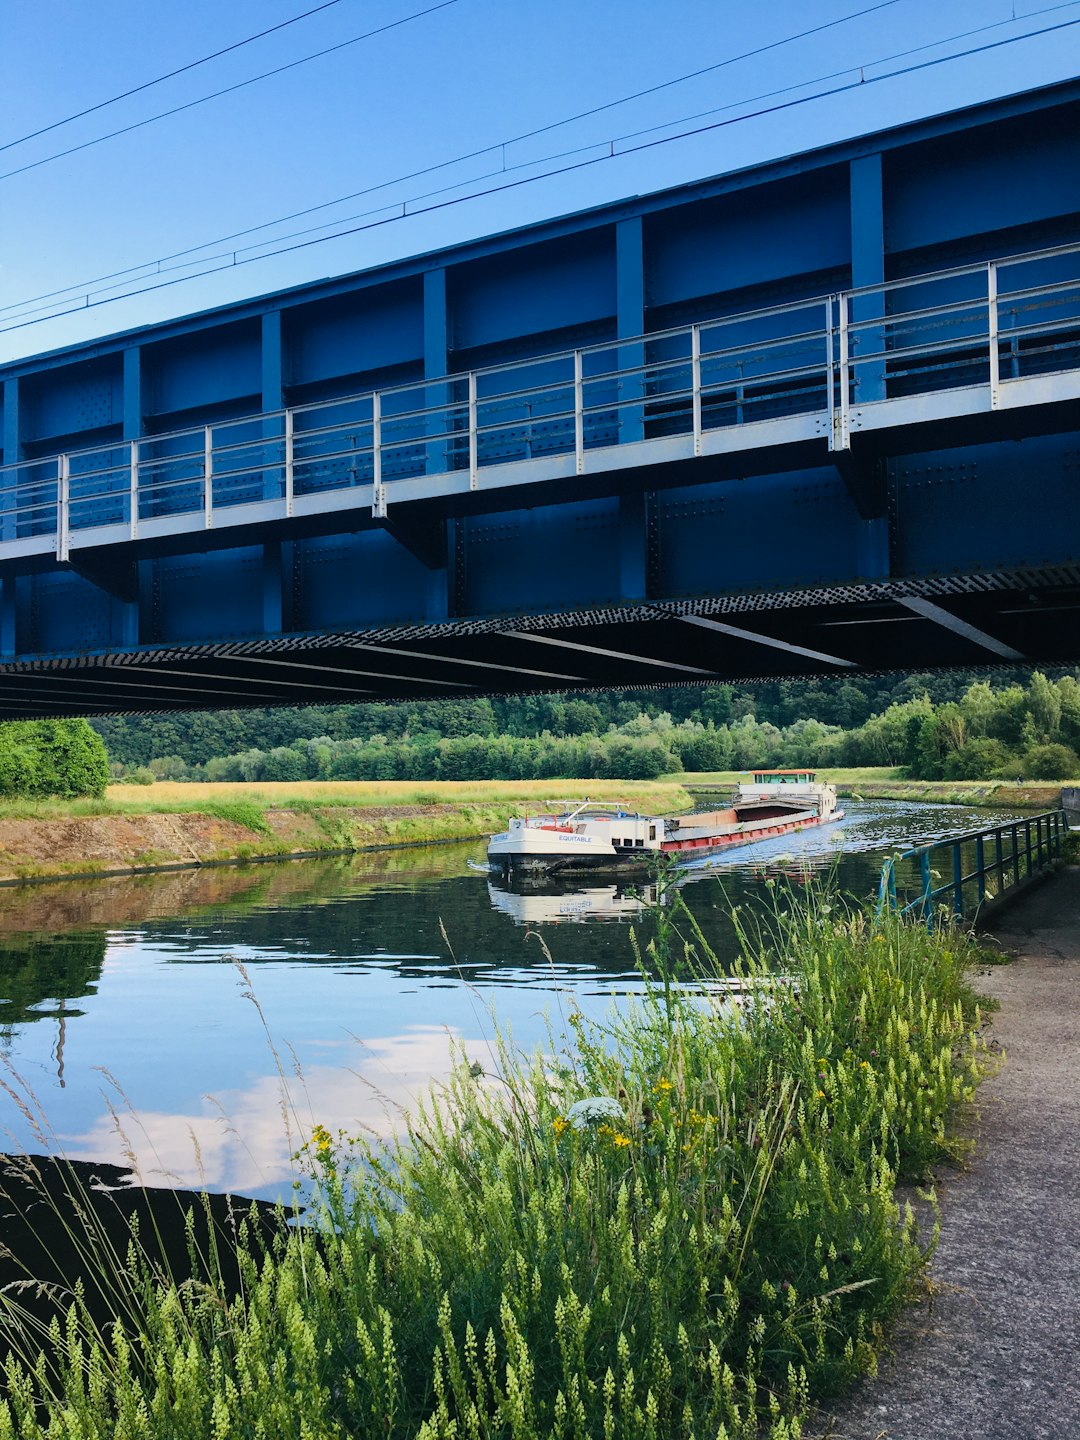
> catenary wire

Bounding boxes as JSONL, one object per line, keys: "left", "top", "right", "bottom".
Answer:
{"left": 0, "top": 0, "right": 899, "bottom": 180}
{"left": 0, "top": 0, "right": 350, "bottom": 155}
{"left": 173, "top": 1, "right": 1080, "bottom": 272}
{"left": 2, "top": 0, "right": 1075, "bottom": 324}
{"left": 1, "top": 12, "right": 1077, "bottom": 338}
{"left": 483, "top": 0, "right": 902, "bottom": 151}
{"left": 0, "top": 0, "right": 463, "bottom": 184}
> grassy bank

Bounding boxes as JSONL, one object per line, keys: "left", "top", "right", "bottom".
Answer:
{"left": 0, "top": 886, "right": 992, "bottom": 1438}
{"left": 678, "top": 767, "right": 1067, "bottom": 810}
{"left": 0, "top": 769, "right": 1061, "bottom": 881}
{"left": 0, "top": 780, "right": 692, "bottom": 883}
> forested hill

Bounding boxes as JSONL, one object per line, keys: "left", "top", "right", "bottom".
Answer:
{"left": 90, "top": 669, "right": 1080, "bottom": 784}
{"left": 93, "top": 672, "right": 972, "bottom": 770}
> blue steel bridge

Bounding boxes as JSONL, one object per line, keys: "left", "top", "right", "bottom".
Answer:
{"left": 1, "top": 78, "right": 1080, "bottom": 716}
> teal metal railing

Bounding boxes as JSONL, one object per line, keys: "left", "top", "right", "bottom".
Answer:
{"left": 878, "top": 809, "right": 1068, "bottom": 928}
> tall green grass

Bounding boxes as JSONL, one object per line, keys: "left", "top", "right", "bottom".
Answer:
{"left": 0, "top": 880, "right": 991, "bottom": 1438}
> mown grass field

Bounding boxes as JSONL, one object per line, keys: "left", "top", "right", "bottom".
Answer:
{"left": 0, "top": 778, "right": 693, "bottom": 821}
{"left": 104, "top": 778, "right": 692, "bottom": 811}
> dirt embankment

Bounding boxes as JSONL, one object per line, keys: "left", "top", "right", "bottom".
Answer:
{"left": 0, "top": 804, "right": 505, "bottom": 884}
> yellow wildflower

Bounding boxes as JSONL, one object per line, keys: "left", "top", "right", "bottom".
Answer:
{"left": 654, "top": 1079, "right": 673, "bottom": 1092}
{"left": 552, "top": 1116, "right": 568, "bottom": 1136}
{"left": 817, "top": 1089, "right": 826, "bottom": 1099}
{"left": 613, "top": 1134, "right": 632, "bottom": 1148}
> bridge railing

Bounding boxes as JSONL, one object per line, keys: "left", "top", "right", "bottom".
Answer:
{"left": 838, "top": 242, "right": 1080, "bottom": 433}
{"left": 877, "top": 808, "right": 1068, "bottom": 929}
{"left": 2, "top": 239, "right": 1079, "bottom": 554}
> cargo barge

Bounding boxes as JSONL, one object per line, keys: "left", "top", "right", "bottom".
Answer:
{"left": 487, "top": 770, "right": 843, "bottom": 876}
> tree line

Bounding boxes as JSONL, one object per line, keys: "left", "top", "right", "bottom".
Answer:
{"left": 91, "top": 671, "right": 1034, "bottom": 771}
{"left": 96, "top": 672, "right": 1080, "bottom": 785}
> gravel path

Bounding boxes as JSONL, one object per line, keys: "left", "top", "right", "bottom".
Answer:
{"left": 819, "top": 865, "right": 1080, "bottom": 1440}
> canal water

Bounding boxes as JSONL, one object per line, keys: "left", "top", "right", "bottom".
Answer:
{"left": 0, "top": 798, "right": 1025, "bottom": 1201}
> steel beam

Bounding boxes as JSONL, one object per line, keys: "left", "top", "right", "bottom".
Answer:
{"left": 219, "top": 653, "right": 472, "bottom": 689}
{"left": 899, "top": 597, "right": 1025, "bottom": 660}
{"left": 342, "top": 640, "right": 584, "bottom": 683}
{"left": 678, "top": 616, "right": 856, "bottom": 668}
{"left": 503, "top": 631, "right": 715, "bottom": 676}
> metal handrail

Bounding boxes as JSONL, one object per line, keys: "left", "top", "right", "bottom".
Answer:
{"left": 841, "top": 235, "right": 1080, "bottom": 301}
{"left": 1, "top": 238, "right": 1079, "bottom": 549}
{"left": 878, "top": 808, "right": 1067, "bottom": 929}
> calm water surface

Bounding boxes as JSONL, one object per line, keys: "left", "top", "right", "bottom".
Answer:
{"left": 0, "top": 798, "right": 1025, "bottom": 1199}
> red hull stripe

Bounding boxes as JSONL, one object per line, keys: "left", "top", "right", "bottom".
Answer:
{"left": 661, "top": 815, "right": 820, "bottom": 853}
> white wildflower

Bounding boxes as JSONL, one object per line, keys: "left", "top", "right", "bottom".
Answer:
{"left": 565, "top": 1096, "right": 624, "bottom": 1131}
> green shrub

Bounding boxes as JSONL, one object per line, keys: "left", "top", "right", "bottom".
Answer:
{"left": 1021, "top": 742, "right": 1080, "bottom": 780}
{"left": 0, "top": 740, "right": 39, "bottom": 797}
{"left": 941, "top": 736, "right": 1010, "bottom": 780}
{"left": 0, "top": 719, "right": 109, "bottom": 798}
{"left": 200, "top": 800, "right": 273, "bottom": 836}
{"left": 127, "top": 766, "right": 156, "bottom": 786}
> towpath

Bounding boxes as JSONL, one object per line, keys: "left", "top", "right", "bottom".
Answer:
{"left": 820, "top": 865, "right": 1080, "bottom": 1440}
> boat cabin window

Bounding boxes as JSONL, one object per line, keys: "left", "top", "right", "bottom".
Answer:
{"left": 752, "top": 770, "right": 816, "bottom": 784}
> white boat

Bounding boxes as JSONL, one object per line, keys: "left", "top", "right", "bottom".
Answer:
{"left": 486, "top": 770, "right": 843, "bottom": 876}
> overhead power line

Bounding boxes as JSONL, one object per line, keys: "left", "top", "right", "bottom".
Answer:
{"left": 495, "top": 0, "right": 903, "bottom": 152}
{"left": 0, "top": 0, "right": 915, "bottom": 311}
{"left": 0, "top": 0, "right": 891, "bottom": 188}
{"left": 1, "top": 11, "right": 1078, "bottom": 338}
{"left": 0, "top": 0, "right": 463, "bottom": 184}
{"left": 0, "top": 0, "right": 350, "bottom": 156}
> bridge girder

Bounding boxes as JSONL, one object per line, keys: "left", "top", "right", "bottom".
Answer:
{"left": 2, "top": 79, "right": 1080, "bottom": 712}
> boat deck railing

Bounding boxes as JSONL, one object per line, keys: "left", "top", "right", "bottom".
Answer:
{"left": 877, "top": 808, "right": 1068, "bottom": 928}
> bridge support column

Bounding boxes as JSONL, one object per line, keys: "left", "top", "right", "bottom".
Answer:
{"left": 0, "top": 580, "right": 16, "bottom": 660}
{"left": 426, "top": 557, "right": 449, "bottom": 622}
{"left": 262, "top": 311, "right": 285, "bottom": 503}
{"left": 3, "top": 378, "right": 20, "bottom": 544}
{"left": 425, "top": 269, "right": 450, "bottom": 476}
{"left": 857, "top": 515, "right": 890, "bottom": 580}
{"left": 262, "top": 539, "right": 285, "bottom": 636}
{"left": 1, "top": 382, "right": 26, "bottom": 658}
{"left": 850, "top": 155, "right": 886, "bottom": 404}
{"left": 114, "top": 349, "right": 144, "bottom": 647}
{"left": 616, "top": 217, "right": 645, "bottom": 444}
{"left": 619, "top": 491, "right": 649, "bottom": 601}
{"left": 123, "top": 347, "right": 142, "bottom": 445}
{"left": 446, "top": 517, "right": 465, "bottom": 617}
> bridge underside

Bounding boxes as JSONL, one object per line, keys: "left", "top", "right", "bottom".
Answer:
{"left": 1, "top": 573, "right": 1076, "bottom": 718}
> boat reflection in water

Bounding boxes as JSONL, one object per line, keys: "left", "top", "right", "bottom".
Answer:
{"left": 682, "top": 850, "right": 828, "bottom": 888}
{"left": 486, "top": 876, "right": 660, "bottom": 927}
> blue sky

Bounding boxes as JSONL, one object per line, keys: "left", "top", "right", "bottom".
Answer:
{"left": 1, "top": 0, "right": 1078, "bottom": 363}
